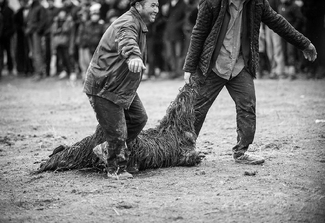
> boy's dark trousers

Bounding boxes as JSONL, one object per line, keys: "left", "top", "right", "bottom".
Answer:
{"left": 193, "top": 68, "right": 256, "bottom": 158}
{"left": 87, "top": 93, "right": 148, "bottom": 168}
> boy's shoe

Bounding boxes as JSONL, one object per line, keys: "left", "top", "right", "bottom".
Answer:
{"left": 117, "top": 170, "right": 133, "bottom": 179}
{"left": 235, "top": 153, "right": 265, "bottom": 165}
{"left": 126, "top": 163, "right": 139, "bottom": 174}
{"left": 106, "top": 168, "right": 133, "bottom": 180}
{"left": 107, "top": 171, "right": 119, "bottom": 180}
{"left": 93, "top": 142, "right": 109, "bottom": 164}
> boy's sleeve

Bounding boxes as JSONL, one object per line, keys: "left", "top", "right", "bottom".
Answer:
{"left": 116, "top": 22, "right": 142, "bottom": 60}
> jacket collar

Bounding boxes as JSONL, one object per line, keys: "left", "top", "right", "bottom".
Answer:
{"left": 130, "top": 6, "right": 148, "bottom": 33}
{"left": 229, "top": 0, "right": 246, "bottom": 7}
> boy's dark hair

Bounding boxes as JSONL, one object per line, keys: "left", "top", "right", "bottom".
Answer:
{"left": 130, "top": 0, "right": 146, "bottom": 7}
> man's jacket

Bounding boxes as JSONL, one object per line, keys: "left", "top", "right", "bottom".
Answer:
{"left": 183, "top": 0, "right": 311, "bottom": 78}
{"left": 83, "top": 7, "right": 147, "bottom": 109}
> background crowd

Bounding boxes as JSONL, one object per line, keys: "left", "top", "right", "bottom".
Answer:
{"left": 0, "top": 0, "right": 324, "bottom": 82}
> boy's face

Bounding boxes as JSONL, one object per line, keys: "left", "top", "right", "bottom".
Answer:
{"left": 136, "top": 0, "right": 159, "bottom": 24}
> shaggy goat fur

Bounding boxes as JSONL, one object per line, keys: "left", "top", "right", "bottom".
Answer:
{"left": 36, "top": 83, "right": 202, "bottom": 173}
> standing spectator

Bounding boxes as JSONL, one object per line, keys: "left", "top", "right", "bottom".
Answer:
{"left": 183, "top": 0, "right": 317, "bottom": 165}
{"left": 88, "top": 4, "right": 105, "bottom": 56}
{"left": 301, "top": 0, "right": 325, "bottom": 79}
{"left": 25, "top": 0, "right": 48, "bottom": 81}
{"left": 44, "top": 0, "right": 59, "bottom": 77}
{"left": 77, "top": 3, "right": 105, "bottom": 81}
{"left": 258, "top": 23, "right": 271, "bottom": 79}
{"left": 146, "top": 6, "right": 166, "bottom": 79}
{"left": 265, "top": 0, "right": 285, "bottom": 79}
{"left": 0, "top": 0, "right": 15, "bottom": 76}
{"left": 0, "top": 7, "right": 3, "bottom": 79}
{"left": 99, "top": 0, "right": 115, "bottom": 22}
{"left": 14, "top": 0, "right": 34, "bottom": 77}
{"left": 278, "top": 0, "right": 304, "bottom": 80}
{"left": 62, "top": 0, "right": 81, "bottom": 81}
{"left": 76, "top": 4, "right": 90, "bottom": 81}
{"left": 112, "top": 0, "right": 130, "bottom": 17}
{"left": 183, "top": 0, "right": 199, "bottom": 51}
{"left": 163, "top": 0, "right": 187, "bottom": 79}
{"left": 52, "top": 8, "right": 76, "bottom": 80}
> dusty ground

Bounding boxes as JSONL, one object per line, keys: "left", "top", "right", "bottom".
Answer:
{"left": 0, "top": 75, "right": 324, "bottom": 223}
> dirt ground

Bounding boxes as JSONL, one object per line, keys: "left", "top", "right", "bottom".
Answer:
{"left": 0, "top": 75, "right": 324, "bottom": 223}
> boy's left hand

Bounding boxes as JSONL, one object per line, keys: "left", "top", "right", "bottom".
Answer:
{"left": 303, "top": 43, "right": 317, "bottom": 62}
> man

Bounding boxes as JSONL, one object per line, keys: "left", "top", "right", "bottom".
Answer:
{"left": 301, "top": 0, "right": 325, "bottom": 79}
{"left": 25, "top": 0, "right": 48, "bottom": 80}
{"left": 0, "top": 0, "right": 15, "bottom": 77}
{"left": 265, "top": 0, "right": 285, "bottom": 79}
{"left": 44, "top": 0, "right": 59, "bottom": 77}
{"left": 183, "top": 0, "right": 317, "bottom": 165}
{"left": 83, "top": 0, "right": 159, "bottom": 179}
{"left": 0, "top": 7, "right": 3, "bottom": 79}
{"left": 163, "top": 0, "right": 187, "bottom": 79}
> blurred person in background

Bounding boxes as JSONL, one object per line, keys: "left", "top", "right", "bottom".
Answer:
{"left": 83, "top": 0, "right": 159, "bottom": 179}
{"left": 258, "top": 23, "right": 271, "bottom": 79}
{"left": 44, "top": 0, "right": 59, "bottom": 77}
{"left": 99, "top": 0, "right": 116, "bottom": 22}
{"left": 87, "top": 4, "right": 105, "bottom": 56}
{"left": 76, "top": 1, "right": 90, "bottom": 80}
{"left": 183, "top": 0, "right": 199, "bottom": 57}
{"left": 0, "top": 0, "right": 15, "bottom": 76}
{"left": 14, "top": 0, "right": 34, "bottom": 77}
{"left": 146, "top": 3, "right": 166, "bottom": 80}
{"left": 77, "top": 3, "right": 105, "bottom": 81}
{"left": 102, "top": 0, "right": 130, "bottom": 28}
{"left": 278, "top": 0, "right": 304, "bottom": 80}
{"left": 61, "top": 0, "right": 80, "bottom": 80}
{"left": 265, "top": 0, "right": 285, "bottom": 79}
{"left": 0, "top": 6, "right": 3, "bottom": 79}
{"left": 162, "top": 0, "right": 187, "bottom": 79}
{"left": 112, "top": 0, "right": 130, "bottom": 16}
{"left": 25, "top": 0, "right": 48, "bottom": 81}
{"left": 183, "top": 0, "right": 317, "bottom": 165}
{"left": 301, "top": 0, "right": 325, "bottom": 79}
{"left": 103, "top": 7, "right": 120, "bottom": 29}
{"left": 52, "top": 8, "right": 76, "bottom": 80}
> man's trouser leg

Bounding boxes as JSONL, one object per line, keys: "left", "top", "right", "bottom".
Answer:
{"left": 226, "top": 69, "right": 256, "bottom": 158}
{"left": 193, "top": 71, "right": 227, "bottom": 135}
{"left": 88, "top": 95, "right": 128, "bottom": 172}
{"left": 88, "top": 94, "right": 147, "bottom": 171}
{"left": 125, "top": 94, "right": 148, "bottom": 143}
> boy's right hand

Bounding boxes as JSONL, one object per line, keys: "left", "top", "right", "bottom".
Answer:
{"left": 127, "top": 58, "right": 146, "bottom": 73}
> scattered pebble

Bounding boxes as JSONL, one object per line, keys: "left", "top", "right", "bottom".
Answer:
{"left": 244, "top": 170, "right": 258, "bottom": 176}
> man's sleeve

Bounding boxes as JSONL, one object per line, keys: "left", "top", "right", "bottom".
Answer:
{"left": 261, "top": 0, "right": 310, "bottom": 50}
{"left": 116, "top": 22, "right": 142, "bottom": 60}
{"left": 183, "top": 0, "right": 213, "bottom": 74}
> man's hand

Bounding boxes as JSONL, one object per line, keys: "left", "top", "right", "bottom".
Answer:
{"left": 184, "top": 72, "right": 191, "bottom": 84}
{"left": 303, "top": 43, "right": 317, "bottom": 62}
{"left": 127, "top": 58, "right": 146, "bottom": 73}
